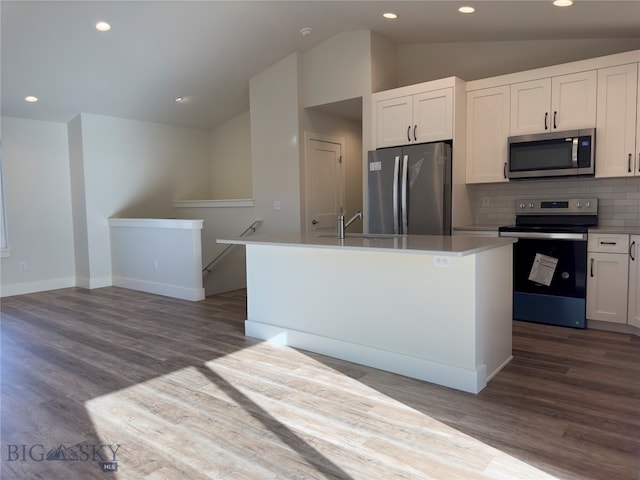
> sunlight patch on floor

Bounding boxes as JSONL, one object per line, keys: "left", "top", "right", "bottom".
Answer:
{"left": 83, "top": 342, "right": 561, "bottom": 479}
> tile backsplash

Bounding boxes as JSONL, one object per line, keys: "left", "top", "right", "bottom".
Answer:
{"left": 472, "top": 177, "right": 640, "bottom": 227}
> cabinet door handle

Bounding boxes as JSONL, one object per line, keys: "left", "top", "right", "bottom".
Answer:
{"left": 600, "top": 241, "right": 617, "bottom": 245}
{"left": 413, "top": 125, "right": 417, "bottom": 141}
{"left": 631, "top": 241, "right": 636, "bottom": 261}
{"left": 590, "top": 257, "right": 594, "bottom": 277}
{"left": 637, "top": 153, "right": 639, "bottom": 173}
{"left": 553, "top": 111, "right": 557, "bottom": 129}
{"left": 503, "top": 162, "right": 507, "bottom": 179}
{"left": 544, "top": 112, "right": 548, "bottom": 130}
{"left": 407, "top": 126, "right": 411, "bottom": 143}
{"left": 629, "top": 153, "right": 632, "bottom": 173}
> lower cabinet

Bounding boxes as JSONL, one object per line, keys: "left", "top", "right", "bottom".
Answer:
{"left": 587, "top": 233, "right": 640, "bottom": 329}
{"left": 587, "top": 251, "right": 629, "bottom": 324}
{"left": 628, "top": 235, "right": 640, "bottom": 327}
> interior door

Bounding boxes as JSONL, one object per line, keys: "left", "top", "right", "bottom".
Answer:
{"left": 306, "top": 137, "right": 343, "bottom": 233}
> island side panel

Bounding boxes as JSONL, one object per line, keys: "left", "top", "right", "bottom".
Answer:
{"left": 244, "top": 243, "right": 487, "bottom": 393}
{"left": 474, "top": 244, "right": 513, "bottom": 382}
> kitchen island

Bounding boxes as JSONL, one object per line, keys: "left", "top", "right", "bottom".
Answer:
{"left": 218, "top": 233, "right": 516, "bottom": 394}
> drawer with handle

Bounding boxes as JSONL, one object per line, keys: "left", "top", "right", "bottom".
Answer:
{"left": 587, "top": 233, "right": 629, "bottom": 254}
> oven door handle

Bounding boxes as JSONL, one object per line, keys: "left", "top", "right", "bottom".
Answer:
{"left": 499, "top": 231, "right": 587, "bottom": 241}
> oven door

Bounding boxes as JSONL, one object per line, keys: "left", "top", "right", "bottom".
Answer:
{"left": 504, "top": 232, "right": 587, "bottom": 328}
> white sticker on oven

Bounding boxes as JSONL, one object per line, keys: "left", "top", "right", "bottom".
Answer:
{"left": 528, "top": 253, "right": 558, "bottom": 286}
{"left": 369, "top": 161, "right": 382, "bottom": 172}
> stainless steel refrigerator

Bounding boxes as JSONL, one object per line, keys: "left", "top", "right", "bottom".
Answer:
{"left": 368, "top": 142, "right": 452, "bottom": 235}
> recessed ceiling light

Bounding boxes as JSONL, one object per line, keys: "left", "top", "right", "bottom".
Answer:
{"left": 24, "top": 96, "right": 38, "bottom": 103}
{"left": 553, "top": 0, "right": 573, "bottom": 6}
{"left": 383, "top": 12, "right": 397, "bottom": 19}
{"left": 300, "top": 27, "right": 312, "bottom": 37}
{"left": 175, "top": 97, "right": 184, "bottom": 103}
{"left": 96, "top": 21, "right": 111, "bottom": 32}
{"left": 458, "top": 6, "right": 475, "bottom": 14}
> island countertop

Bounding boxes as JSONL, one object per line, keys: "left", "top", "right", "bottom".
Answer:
{"left": 217, "top": 232, "right": 516, "bottom": 257}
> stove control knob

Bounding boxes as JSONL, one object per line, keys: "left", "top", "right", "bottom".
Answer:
{"left": 576, "top": 201, "right": 582, "bottom": 208}
{"left": 585, "top": 201, "right": 592, "bottom": 208}
{"left": 519, "top": 202, "right": 526, "bottom": 209}
{"left": 528, "top": 202, "right": 535, "bottom": 208}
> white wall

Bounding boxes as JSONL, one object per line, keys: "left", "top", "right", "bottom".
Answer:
{"left": 72, "top": 113, "right": 213, "bottom": 288}
{"left": 249, "top": 53, "right": 302, "bottom": 234}
{"left": 397, "top": 38, "right": 640, "bottom": 87}
{"left": 109, "top": 218, "right": 204, "bottom": 301}
{"left": 370, "top": 32, "right": 398, "bottom": 93}
{"left": 68, "top": 115, "right": 90, "bottom": 284}
{"left": 0, "top": 116, "right": 76, "bottom": 296}
{"left": 210, "top": 110, "right": 252, "bottom": 199}
{"left": 300, "top": 31, "right": 372, "bottom": 109}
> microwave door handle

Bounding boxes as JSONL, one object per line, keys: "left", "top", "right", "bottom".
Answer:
{"left": 572, "top": 138, "right": 579, "bottom": 168}
{"left": 393, "top": 156, "right": 400, "bottom": 234}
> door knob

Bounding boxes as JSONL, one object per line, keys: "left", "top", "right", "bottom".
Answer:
{"left": 312, "top": 219, "right": 319, "bottom": 225}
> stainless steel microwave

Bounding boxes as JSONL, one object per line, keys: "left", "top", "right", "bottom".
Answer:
{"left": 508, "top": 128, "right": 595, "bottom": 179}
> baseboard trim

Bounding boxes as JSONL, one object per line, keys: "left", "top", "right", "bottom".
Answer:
{"left": 245, "top": 320, "right": 489, "bottom": 394}
{"left": 112, "top": 276, "right": 204, "bottom": 301}
{"left": 0, "top": 277, "right": 76, "bottom": 297}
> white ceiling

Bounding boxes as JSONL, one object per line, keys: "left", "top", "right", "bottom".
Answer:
{"left": 2, "top": 1, "right": 639, "bottom": 130}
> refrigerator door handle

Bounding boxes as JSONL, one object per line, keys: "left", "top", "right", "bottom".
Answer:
{"left": 401, "top": 154, "right": 409, "bottom": 234}
{"left": 393, "top": 156, "right": 400, "bottom": 234}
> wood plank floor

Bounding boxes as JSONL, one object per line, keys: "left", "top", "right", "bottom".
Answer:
{"left": 1, "top": 287, "right": 638, "bottom": 480}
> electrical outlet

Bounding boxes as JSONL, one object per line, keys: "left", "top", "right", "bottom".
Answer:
{"left": 273, "top": 200, "right": 281, "bottom": 211}
{"left": 19, "top": 261, "right": 27, "bottom": 271}
{"left": 482, "top": 196, "right": 490, "bottom": 207}
{"left": 433, "top": 256, "right": 452, "bottom": 268}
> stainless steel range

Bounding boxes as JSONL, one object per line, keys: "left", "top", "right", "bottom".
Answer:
{"left": 499, "top": 198, "right": 598, "bottom": 328}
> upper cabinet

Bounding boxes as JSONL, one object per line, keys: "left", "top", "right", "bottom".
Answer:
{"left": 466, "top": 86, "right": 510, "bottom": 184}
{"left": 374, "top": 85, "right": 453, "bottom": 148}
{"left": 595, "top": 63, "right": 639, "bottom": 178}
{"left": 510, "top": 70, "right": 597, "bottom": 136}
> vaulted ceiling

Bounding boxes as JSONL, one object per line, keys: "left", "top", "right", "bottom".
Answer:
{"left": 2, "top": 1, "right": 639, "bottom": 130}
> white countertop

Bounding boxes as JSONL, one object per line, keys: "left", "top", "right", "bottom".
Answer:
{"left": 453, "top": 224, "right": 504, "bottom": 232}
{"left": 218, "top": 232, "right": 516, "bottom": 257}
{"left": 589, "top": 226, "right": 640, "bottom": 235}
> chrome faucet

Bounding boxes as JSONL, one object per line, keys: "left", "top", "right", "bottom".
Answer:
{"left": 337, "top": 211, "right": 362, "bottom": 239}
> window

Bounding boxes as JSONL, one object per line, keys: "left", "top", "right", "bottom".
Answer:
{"left": 0, "top": 142, "right": 9, "bottom": 257}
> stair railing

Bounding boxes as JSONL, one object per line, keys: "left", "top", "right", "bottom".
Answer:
{"left": 202, "top": 220, "right": 261, "bottom": 275}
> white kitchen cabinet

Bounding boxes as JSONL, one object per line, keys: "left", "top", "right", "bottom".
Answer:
{"left": 375, "top": 87, "right": 453, "bottom": 148}
{"left": 587, "top": 233, "right": 630, "bottom": 324}
{"left": 510, "top": 70, "right": 597, "bottom": 136}
{"left": 376, "top": 96, "right": 413, "bottom": 148}
{"left": 466, "top": 85, "right": 510, "bottom": 184}
{"left": 595, "top": 63, "right": 639, "bottom": 178}
{"left": 412, "top": 89, "right": 453, "bottom": 144}
{"left": 628, "top": 235, "right": 640, "bottom": 328}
